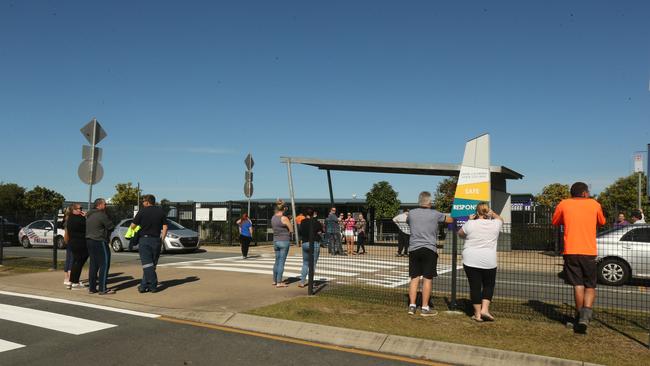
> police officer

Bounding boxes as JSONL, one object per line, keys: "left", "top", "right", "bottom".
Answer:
{"left": 130, "top": 194, "right": 168, "bottom": 293}
{"left": 85, "top": 198, "right": 115, "bottom": 295}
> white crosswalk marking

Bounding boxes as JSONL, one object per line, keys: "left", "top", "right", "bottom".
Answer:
{"left": 0, "top": 339, "right": 25, "bottom": 353}
{"left": 0, "top": 304, "right": 117, "bottom": 335}
{"left": 160, "top": 254, "right": 466, "bottom": 288}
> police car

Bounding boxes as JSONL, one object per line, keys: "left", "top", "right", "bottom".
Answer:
{"left": 18, "top": 220, "right": 66, "bottom": 249}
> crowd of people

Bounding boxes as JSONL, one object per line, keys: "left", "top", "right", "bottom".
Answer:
{"left": 61, "top": 194, "right": 168, "bottom": 295}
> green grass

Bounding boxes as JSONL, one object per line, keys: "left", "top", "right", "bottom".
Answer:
{"left": 248, "top": 290, "right": 650, "bottom": 366}
{"left": 0, "top": 256, "right": 64, "bottom": 275}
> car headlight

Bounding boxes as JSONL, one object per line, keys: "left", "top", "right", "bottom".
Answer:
{"left": 166, "top": 233, "right": 180, "bottom": 239}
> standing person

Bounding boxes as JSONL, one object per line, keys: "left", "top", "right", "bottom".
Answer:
{"left": 613, "top": 213, "right": 629, "bottom": 228}
{"left": 355, "top": 214, "right": 367, "bottom": 255}
{"left": 130, "top": 194, "right": 168, "bottom": 293}
{"left": 62, "top": 208, "right": 74, "bottom": 287}
{"left": 65, "top": 204, "right": 88, "bottom": 290}
{"left": 85, "top": 198, "right": 115, "bottom": 295}
{"left": 298, "top": 207, "right": 322, "bottom": 288}
{"left": 406, "top": 191, "right": 454, "bottom": 316}
{"left": 271, "top": 200, "right": 293, "bottom": 288}
{"left": 325, "top": 207, "right": 343, "bottom": 255}
{"left": 393, "top": 209, "right": 410, "bottom": 257}
{"left": 630, "top": 209, "right": 646, "bottom": 224}
{"left": 458, "top": 202, "right": 503, "bottom": 322}
{"left": 236, "top": 213, "right": 253, "bottom": 259}
{"left": 344, "top": 213, "right": 356, "bottom": 255}
{"left": 552, "top": 182, "right": 606, "bottom": 333}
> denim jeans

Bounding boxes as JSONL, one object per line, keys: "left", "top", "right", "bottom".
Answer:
{"left": 273, "top": 240, "right": 290, "bottom": 284}
{"left": 301, "top": 242, "right": 320, "bottom": 284}
{"left": 87, "top": 239, "right": 110, "bottom": 292}
{"left": 64, "top": 245, "right": 73, "bottom": 272}
{"left": 326, "top": 232, "right": 342, "bottom": 254}
{"left": 139, "top": 237, "right": 162, "bottom": 290}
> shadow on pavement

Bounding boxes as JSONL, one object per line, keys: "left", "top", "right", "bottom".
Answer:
{"left": 155, "top": 276, "right": 200, "bottom": 292}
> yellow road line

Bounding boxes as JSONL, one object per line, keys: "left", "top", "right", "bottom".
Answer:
{"left": 158, "top": 316, "right": 449, "bottom": 366}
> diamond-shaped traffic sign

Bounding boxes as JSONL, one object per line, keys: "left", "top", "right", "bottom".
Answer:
{"left": 80, "top": 118, "right": 107, "bottom": 145}
{"left": 244, "top": 154, "right": 254, "bottom": 170}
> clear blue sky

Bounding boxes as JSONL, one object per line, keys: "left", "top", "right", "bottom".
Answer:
{"left": 1, "top": 1, "right": 648, "bottom": 203}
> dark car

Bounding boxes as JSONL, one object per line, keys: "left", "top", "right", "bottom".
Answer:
{"left": 1, "top": 218, "right": 21, "bottom": 245}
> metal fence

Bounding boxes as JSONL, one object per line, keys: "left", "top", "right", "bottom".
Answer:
{"left": 313, "top": 219, "right": 649, "bottom": 345}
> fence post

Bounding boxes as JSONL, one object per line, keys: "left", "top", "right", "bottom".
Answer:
{"left": 308, "top": 218, "right": 315, "bottom": 295}
{"left": 0, "top": 216, "right": 4, "bottom": 265}
{"left": 52, "top": 212, "right": 58, "bottom": 270}
{"left": 449, "top": 221, "right": 458, "bottom": 309}
{"left": 227, "top": 201, "right": 233, "bottom": 246}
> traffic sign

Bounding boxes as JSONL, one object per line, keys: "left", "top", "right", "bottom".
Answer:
{"left": 245, "top": 171, "right": 253, "bottom": 182}
{"left": 78, "top": 160, "right": 104, "bottom": 185}
{"left": 634, "top": 154, "right": 644, "bottom": 173}
{"left": 82, "top": 145, "right": 103, "bottom": 161}
{"left": 80, "top": 118, "right": 107, "bottom": 145}
{"left": 244, "top": 154, "right": 254, "bottom": 170}
{"left": 244, "top": 182, "right": 254, "bottom": 198}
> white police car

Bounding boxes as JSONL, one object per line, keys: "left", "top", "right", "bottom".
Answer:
{"left": 18, "top": 220, "right": 66, "bottom": 249}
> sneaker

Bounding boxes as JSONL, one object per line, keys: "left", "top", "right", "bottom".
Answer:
{"left": 420, "top": 308, "right": 438, "bottom": 317}
{"left": 64, "top": 281, "right": 72, "bottom": 286}
{"left": 71, "top": 283, "right": 86, "bottom": 290}
{"left": 408, "top": 305, "right": 417, "bottom": 315}
{"left": 137, "top": 286, "right": 150, "bottom": 293}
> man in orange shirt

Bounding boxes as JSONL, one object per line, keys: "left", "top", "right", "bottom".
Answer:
{"left": 552, "top": 182, "right": 606, "bottom": 334}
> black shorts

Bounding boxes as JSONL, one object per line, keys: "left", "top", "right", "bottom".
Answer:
{"left": 563, "top": 255, "right": 597, "bottom": 288}
{"left": 409, "top": 248, "right": 438, "bottom": 279}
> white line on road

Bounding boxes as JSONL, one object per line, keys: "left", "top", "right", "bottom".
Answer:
{"left": 0, "top": 291, "right": 161, "bottom": 318}
{"left": 0, "top": 304, "right": 116, "bottom": 335}
{"left": 0, "top": 339, "right": 25, "bottom": 353}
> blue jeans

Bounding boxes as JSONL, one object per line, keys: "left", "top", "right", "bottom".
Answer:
{"left": 87, "top": 240, "right": 110, "bottom": 292}
{"left": 301, "top": 242, "right": 320, "bottom": 284}
{"left": 273, "top": 240, "right": 290, "bottom": 284}
{"left": 139, "top": 237, "right": 162, "bottom": 290}
{"left": 64, "top": 245, "right": 73, "bottom": 272}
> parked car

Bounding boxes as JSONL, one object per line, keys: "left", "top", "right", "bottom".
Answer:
{"left": 18, "top": 219, "right": 66, "bottom": 249}
{"left": 109, "top": 218, "right": 200, "bottom": 253}
{"left": 596, "top": 224, "right": 650, "bottom": 286}
{"left": 1, "top": 218, "right": 21, "bottom": 245}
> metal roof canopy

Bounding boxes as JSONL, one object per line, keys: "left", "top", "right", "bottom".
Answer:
{"left": 280, "top": 157, "right": 523, "bottom": 180}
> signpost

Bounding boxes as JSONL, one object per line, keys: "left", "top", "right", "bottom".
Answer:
{"left": 244, "top": 153, "right": 254, "bottom": 216}
{"left": 78, "top": 118, "right": 107, "bottom": 209}
{"left": 634, "top": 153, "right": 643, "bottom": 209}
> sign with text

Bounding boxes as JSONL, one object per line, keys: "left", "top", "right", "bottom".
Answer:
{"left": 451, "top": 134, "right": 491, "bottom": 225}
{"left": 211, "top": 208, "right": 228, "bottom": 221}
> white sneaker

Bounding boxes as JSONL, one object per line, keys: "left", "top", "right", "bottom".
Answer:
{"left": 71, "top": 283, "right": 87, "bottom": 290}
{"left": 64, "top": 281, "right": 72, "bottom": 286}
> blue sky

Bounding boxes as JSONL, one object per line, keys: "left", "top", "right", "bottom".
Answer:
{"left": 1, "top": 1, "right": 648, "bottom": 203}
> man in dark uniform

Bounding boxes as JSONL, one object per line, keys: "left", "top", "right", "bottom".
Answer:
{"left": 130, "top": 194, "right": 168, "bottom": 293}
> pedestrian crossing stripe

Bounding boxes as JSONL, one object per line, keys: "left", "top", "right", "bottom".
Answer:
{"left": 160, "top": 254, "right": 462, "bottom": 288}
{"left": 0, "top": 339, "right": 24, "bottom": 353}
{"left": 0, "top": 304, "right": 117, "bottom": 335}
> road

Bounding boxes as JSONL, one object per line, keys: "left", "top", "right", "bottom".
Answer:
{"left": 0, "top": 293, "right": 423, "bottom": 366}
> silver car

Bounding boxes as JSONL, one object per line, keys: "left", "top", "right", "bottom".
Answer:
{"left": 596, "top": 224, "right": 650, "bottom": 286}
{"left": 109, "top": 219, "right": 201, "bottom": 253}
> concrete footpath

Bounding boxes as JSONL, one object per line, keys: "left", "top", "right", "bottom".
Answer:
{"left": 0, "top": 254, "right": 601, "bottom": 366}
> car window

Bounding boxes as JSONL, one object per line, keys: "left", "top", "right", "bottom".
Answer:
{"left": 166, "top": 220, "right": 183, "bottom": 230}
{"left": 30, "top": 221, "right": 46, "bottom": 230}
{"left": 620, "top": 228, "right": 650, "bottom": 243}
{"left": 121, "top": 220, "right": 133, "bottom": 228}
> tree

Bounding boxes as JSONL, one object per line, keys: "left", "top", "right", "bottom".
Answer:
{"left": 23, "top": 186, "right": 65, "bottom": 214}
{"left": 0, "top": 182, "right": 26, "bottom": 214}
{"left": 365, "top": 181, "right": 401, "bottom": 219}
{"left": 111, "top": 182, "right": 141, "bottom": 210}
{"left": 598, "top": 173, "right": 648, "bottom": 217}
{"left": 535, "top": 183, "right": 570, "bottom": 207}
{"left": 433, "top": 177, "right": 457, "bottom": 212}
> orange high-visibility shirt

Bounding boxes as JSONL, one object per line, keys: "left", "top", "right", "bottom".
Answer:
{"left": 552, "top": 198, "right": 606, "bottom": 255}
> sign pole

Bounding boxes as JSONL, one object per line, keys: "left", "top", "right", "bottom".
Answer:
{"left": 286, "top": 158, "right": 299, "bottom": 244}
{"left": 87, "top": 118, "right": 97, "bottom": 210}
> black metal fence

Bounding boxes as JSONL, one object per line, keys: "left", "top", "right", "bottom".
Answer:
{"left": 313, "top": 219, "right": 649, "bottom": 345}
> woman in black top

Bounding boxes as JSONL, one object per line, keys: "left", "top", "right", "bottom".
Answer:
{"left": 65, "top": 204, "right": 88, "bottom": 289}
{"left": 298, "top": 208, "right": 323, "bottom": 288}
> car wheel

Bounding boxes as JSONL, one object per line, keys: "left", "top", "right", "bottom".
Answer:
{"left": 21, "top": 236, "right": 32, "bottom": 249}
{"left": 55, "top": 236, "right": 66, "bottom": 249}
{"left": 111, "top": 238, "right": 123, "bottom": 252}
{"left": 598, "top": 258, "right": 630, "bottom": 286}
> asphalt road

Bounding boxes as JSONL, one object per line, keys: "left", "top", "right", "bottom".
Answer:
{"left": 1, "top": 246, "right": 237, "bottom": 265}
{"left": 0, "top": 294, "right": 420, "bottom": 366}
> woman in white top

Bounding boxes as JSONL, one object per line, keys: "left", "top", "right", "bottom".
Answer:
{"left": 458, "top": 202, "right": 503, "bottom": 322}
